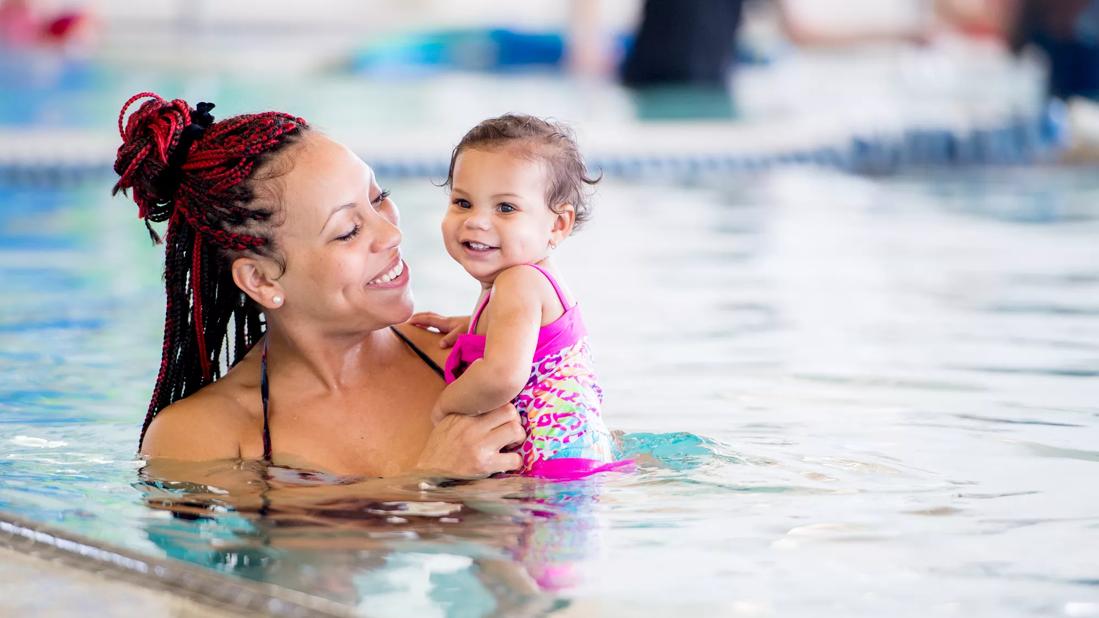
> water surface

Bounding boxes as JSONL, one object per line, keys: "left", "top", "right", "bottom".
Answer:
{"left": 1, "top": 166, "right": 1098, "bottom": 616}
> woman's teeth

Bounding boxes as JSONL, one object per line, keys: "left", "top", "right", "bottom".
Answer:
{"left": 367, "top": 261, "right": 404, "bottom": 286}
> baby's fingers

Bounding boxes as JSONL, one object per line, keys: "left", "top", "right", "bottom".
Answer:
{"left": 439, "top": 327, "right": 462, "bottom": 349}
{"left": 409, "top": 312, "right": 447, "bottom": 332}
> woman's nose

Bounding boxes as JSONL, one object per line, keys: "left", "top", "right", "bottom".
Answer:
{"left": 369, "top": 214, "right": 402, "bottom": 253}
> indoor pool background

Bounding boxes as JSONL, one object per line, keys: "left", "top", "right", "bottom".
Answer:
{"left": 2, "top": 158, "right": 1098, "bottom": 616}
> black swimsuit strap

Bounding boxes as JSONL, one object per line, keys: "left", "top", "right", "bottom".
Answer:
{"left": 261, "top": 336, "right": 272, "bottom": 461}
{"left": 389, "top": 325, "right": 446, "bottom": 378}
{"left": 259, "top": 326, "right": 444, "bottom": 462}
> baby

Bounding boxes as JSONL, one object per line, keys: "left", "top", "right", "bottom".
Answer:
{"left": 414, "top": 114, "right": 626, "bottom": 479}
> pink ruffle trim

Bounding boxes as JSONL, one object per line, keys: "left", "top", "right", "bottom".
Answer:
{"left": 527, "top": 458, "right": 636, "bottom": 480}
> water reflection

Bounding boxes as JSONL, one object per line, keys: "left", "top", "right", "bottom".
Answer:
{"left": 135, "top": 457, "right": 625, "bottom": 612}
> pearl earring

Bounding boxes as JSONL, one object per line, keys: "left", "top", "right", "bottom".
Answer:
{"left": 272, "top": 295, "right": 283, "bottom": 306}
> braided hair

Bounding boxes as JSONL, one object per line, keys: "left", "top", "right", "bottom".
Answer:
{"left": 112, "top": 92, "right": 308, "bottom": 449}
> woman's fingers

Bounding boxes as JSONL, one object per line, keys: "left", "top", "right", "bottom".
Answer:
{"left": 481, "top": 403, "right": 519, "bottom": 431}
{"left": 489, "top": 451, "right": 523, "bottom": 474}
{"left": 487, "top": 415, "right": 526, "bottom": 451}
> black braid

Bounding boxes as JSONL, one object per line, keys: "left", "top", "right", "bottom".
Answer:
{"left": 116, "top": 94, "right": 309, "bottom": 451}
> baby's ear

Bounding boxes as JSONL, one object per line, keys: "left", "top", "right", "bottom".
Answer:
{"left": 551, "top": 203, "right": 576, "bottom": 238}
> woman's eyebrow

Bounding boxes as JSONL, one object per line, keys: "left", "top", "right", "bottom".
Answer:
{"left": 320, "top": 171, "right": 377, "bottom": 234}
{"left": 321, "top": 202, "right": 356, "bottom": 234}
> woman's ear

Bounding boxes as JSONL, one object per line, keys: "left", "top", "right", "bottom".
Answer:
{"left": 550, "top": 203, "right": 576, "bottom": 248}
{"left": 231, "top": 256, "right": 285, "bottom": 310}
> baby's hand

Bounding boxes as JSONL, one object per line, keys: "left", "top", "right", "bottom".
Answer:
{"left": 409, "top": 312, "right": 470, "bottom": 349}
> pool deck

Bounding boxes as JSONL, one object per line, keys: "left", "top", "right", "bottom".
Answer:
{"left": 0, "top": 545, "right": 238, "bottom": 618}
{"left": 0, "top": 512, "right": 356, "bottom": 617}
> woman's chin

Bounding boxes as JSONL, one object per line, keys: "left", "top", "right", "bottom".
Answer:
{"left": 386, "top": 288, "right": 416, "bottom": 325}
{"left": 392, "top": 295, "right": 416, "bottom": 325}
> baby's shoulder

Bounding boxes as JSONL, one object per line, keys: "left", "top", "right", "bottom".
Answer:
{"left": 491, "top": 264, "right": 573, "bottom": 322}
{"left": 493, "top": 264, "right": 558, "bottom": 301}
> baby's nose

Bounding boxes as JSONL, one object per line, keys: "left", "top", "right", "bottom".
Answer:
{"left": 463, "top": 213, "right": 491, "bottom": 229}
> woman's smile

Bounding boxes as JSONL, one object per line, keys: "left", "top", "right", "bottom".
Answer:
{"left": 365, "top": 257, "right": 409, "bottom": 289}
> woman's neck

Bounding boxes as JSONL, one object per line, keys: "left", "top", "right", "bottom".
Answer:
{"left": 263, "top": 317, "right": 399, "bottom": 393}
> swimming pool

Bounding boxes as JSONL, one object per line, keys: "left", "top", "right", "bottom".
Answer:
{"left": 2, "top": 157, "right": 1098, "bottom": 615}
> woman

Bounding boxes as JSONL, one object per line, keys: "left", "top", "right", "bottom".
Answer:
{"left": 113, "top": 92, "right": 525, "bottom": 478}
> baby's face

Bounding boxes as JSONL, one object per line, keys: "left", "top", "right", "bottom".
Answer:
{"left": 443, "top": 147, "right": 564, "bottom": 284}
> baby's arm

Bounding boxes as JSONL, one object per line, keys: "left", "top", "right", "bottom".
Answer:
{"left": 432, "top": 267, "right": 544, "bottom": 422}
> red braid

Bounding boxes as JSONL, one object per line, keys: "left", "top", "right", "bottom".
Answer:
{"left": 112, "top": 92, "right": 309, "bottom": 449}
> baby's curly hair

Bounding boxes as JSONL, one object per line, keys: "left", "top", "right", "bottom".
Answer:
{"left": 444, "top": 114, "right": 600, "bottom": 231}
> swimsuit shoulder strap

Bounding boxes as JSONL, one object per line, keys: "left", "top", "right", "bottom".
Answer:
{"left": 525, "top": 263, "right": 572, "bottom": 311}
{"left": 261, "top": 336, "right": 272, "bottom": 462}
{"left": 259, "top": 328, "right": 444, "bottom": 462}
{"left": 390, "top": 325, "right": 445, "bottom": 377}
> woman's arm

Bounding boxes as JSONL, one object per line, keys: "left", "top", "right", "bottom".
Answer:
{"left": 432, "top": 267, "right": 544, "bottom": 421}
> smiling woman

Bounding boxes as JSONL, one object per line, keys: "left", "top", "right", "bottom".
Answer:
{"left": 111, "top": 92, "right": 525, "bottom": 478}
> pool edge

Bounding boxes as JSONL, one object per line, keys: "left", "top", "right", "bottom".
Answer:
{"left": 0, "top": 510, "right": 356, "bottom": 618}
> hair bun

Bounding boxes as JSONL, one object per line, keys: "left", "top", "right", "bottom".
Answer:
{"left": 112, "top": 92, "right": 194, "bottom": 225}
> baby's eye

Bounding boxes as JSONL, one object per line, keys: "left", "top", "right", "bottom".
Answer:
{"left": 452, "top": 198, "right": 471, "bottom": 209}
{"left": 497, "top": 203, "right": 516, "bottom": 213}
{"left": 336, "top": 224, "right": 361, "bottom": 242}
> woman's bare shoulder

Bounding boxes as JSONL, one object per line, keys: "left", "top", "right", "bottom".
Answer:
{"left": 140, "top": 366, "right": 261, "bottom": 461}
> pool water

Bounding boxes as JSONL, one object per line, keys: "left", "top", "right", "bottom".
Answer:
{"left": 2, "top": 164, "right": 1098, "bottom": 617}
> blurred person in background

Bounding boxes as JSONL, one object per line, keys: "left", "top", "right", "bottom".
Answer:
{"left": 934, "top": 0, "right": 1099, "bottom": 158}
{"left": 934, "top": 0, "right": 1099, "bottom": 100}
{"left": 571, "top": 0, "right": 934, "bottom": 119}
{"left": 0, "top": 0, "right": 97, "bottom": 51}
{"left": 1008, "top": 0, "right": 1099, "bottom": 100}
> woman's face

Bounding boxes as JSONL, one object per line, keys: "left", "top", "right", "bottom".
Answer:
{"left": 268, "top": 133, "right": 412, "bottom": 332}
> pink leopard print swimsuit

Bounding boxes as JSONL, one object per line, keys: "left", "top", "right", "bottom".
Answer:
{"left": 444, "top": 264, "right": 629, "bottom": 479}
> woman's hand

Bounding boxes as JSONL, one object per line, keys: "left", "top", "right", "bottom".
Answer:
{"left": 409, "top": 311, "right": 470, "bottom": 349}
{"left": 414, "top": 404, "right": 526, "bottom": 478}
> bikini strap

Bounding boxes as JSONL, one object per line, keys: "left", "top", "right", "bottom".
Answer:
{"left": 259, "top": 328, "right": 442, "bottom": 463}
{"left": 260, "top": 336, "right": 272, "bottom": 462}
{"left": 525, "top": 263, "right": 572, "bottom": 311}
{"left": 390, "top": 326, "right": 445, "bottom": 377}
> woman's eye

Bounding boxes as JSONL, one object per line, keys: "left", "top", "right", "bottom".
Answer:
{"left": 498, "top": 203, "right": 516, "bottom": 213}
{"left": 372, "top": 189, "right": 391, "bottom": 205}
{"left": 336, "top": 224, "right": 361, "bottom": 242}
